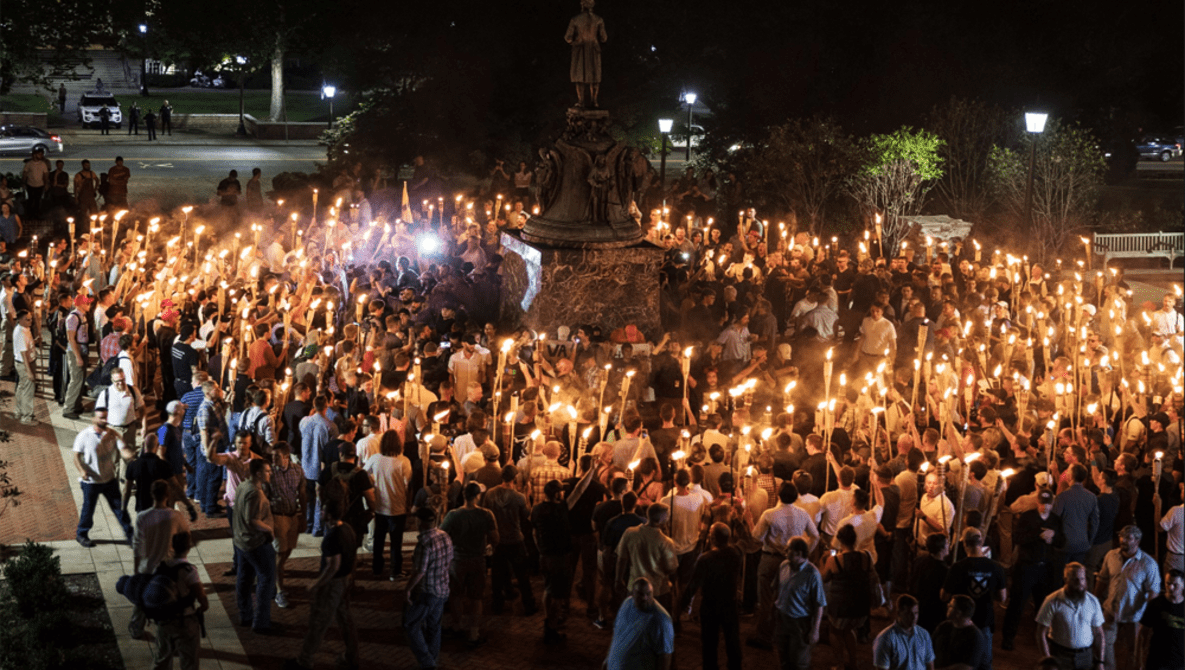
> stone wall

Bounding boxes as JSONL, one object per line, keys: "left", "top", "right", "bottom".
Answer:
{"left": 0, "top": 112, "right": 47, "bottom": 129}
{"left": 244, "top": 114, "right": 327, "bottom": 140}
{"left": 500, "top": 231, "right": 664, "bottom": 340}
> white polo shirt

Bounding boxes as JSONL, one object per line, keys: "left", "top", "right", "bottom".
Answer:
{"left": 1036, "top": 588, "right": 1105, "bottom": 649}
{"left": 97, "top": 384, "right": 143, "bottom": 428}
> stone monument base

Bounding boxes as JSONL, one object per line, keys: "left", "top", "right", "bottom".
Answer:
{"left": 499, "top": 230, "right": 664, "bottom": 339}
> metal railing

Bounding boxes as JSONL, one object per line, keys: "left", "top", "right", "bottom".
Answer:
{"left": 1092, "top": 232, "right": 1184, "bottom": 265}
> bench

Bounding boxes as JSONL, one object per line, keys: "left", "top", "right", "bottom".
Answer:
{"left": 1092, "top": 232, "right": 1184, "bottom": 266}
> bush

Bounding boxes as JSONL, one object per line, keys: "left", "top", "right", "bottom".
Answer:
{"left": 0, "top": 541, "right": 74, "bottom": 669}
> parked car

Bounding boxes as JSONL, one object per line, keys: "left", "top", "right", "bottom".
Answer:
{"left": 77, "top": 93, "right": 122, "bottom": 128}
{"left": 0, "top": 125, "right": 64, "bottom": 155}
{"left": 1135, "top": 134, "right": 1181, "bottom": 161}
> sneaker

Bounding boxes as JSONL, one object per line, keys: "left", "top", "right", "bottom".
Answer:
{"left": 466, "top": 636, "right": 488, "bottom": 648}
{"left": 746, "top": 637, "right": 772, "bottom": 650}
{"left": 592, "top": 618, "right": 608, "bottom": 630}
{"left": 187, "top": 506, "right": 198, "bottom": 523}
{"left": 543, "top": 627, "right": 567, "bottom": 643}
{"left": 275, "top": 591, "right": 290, "bottom": 608}
{"left": 63, "top": 412, "right": 80, "bottom": 420}
{"left": 76, "top": 535, "right": 95, "bottom": 548}
{"left": 253, "top": 624, "right": 285, "bottom": 636}
{"left": 223, "top": 567, "right": 238, "bottom": 577}
{"left": 1001, "top": 639, "right": 1015, "bottom": 651}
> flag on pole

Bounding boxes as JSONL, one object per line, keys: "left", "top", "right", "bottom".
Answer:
{"left": 401, "top": 181, "right": 413, "bottom": 222}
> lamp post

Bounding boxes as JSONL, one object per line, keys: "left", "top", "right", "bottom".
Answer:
{"left": 138, "top": 24, "right": 149, "bottom": 96}
{"left": 322, "top": 84, "right": 337, "bottom": 128}
{"left": 658, "top": 118, "right": 673, "bottom": 193}
{"left": 1022, "top": 112, "right": 1048, "bottom": 233}
{"left": 236, "top": 55, "right": 248, "bottom": 136}
{"left": 683, "top": 92, "right": 697, "bottom": 161}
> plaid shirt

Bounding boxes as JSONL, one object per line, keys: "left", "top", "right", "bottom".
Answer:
{"left": 412, "top": 528, "right": 453, "bottom": 597}
{"left": 529, "top": 459, "right": 570, "bottom": 506}
{"left": 267, "top": 461, "right": 303, "bottom": 516}
{"left": 100, "top": 333, "right": 120, "bottom": 363}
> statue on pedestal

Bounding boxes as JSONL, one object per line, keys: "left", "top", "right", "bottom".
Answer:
{"left": 565, "top": 0, "right": 606, "bottom": 108}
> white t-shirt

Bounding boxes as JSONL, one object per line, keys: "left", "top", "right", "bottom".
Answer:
{"left": 833, "top": 505, "right": 884, "bottom": 562}
{"left": 1161, "top": 505, "right": 1184, "bottom": 555}
{"left": 73, "top": 427, "right": 119, "bottom": 484}
{"left": 818, "top": 486, "right": 859, "bottom": 536}
{"left": 364, "top": 453, "right": 411, "bottom": 516}
{"left": 133, "top": 508, "right": 190, "bottom": 574}
{"left": 13, "top": 323, "right": 33, "bottom": 363}
{"left": 664, "top": 489, "right": 709, "bottom": 555}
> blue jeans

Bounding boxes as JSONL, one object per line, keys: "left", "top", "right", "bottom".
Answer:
{"left": 403, "top": 592, "right": 446, "bottom": 669}
{"left": 196, "top": 455, "right": 223, "bottom": 513}
{"left": 235, "top": 543, "right": 277, "bottom": 629}
{"left": 182, "top": 433, "right": 199, "bottom": 498}
{"left": 305, "top": 479, "right": 323, "bottom": 535}
{"left": 77, "top": 479, "right": 131, "bottom": 540}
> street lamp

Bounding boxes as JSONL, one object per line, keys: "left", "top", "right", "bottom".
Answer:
{"left": 138, "top": 24, "right": 149, "bottom": 96}
{"left": 683, "top": 92, "right": 697, "bottom": 161}
{"left": 658, "top": 118, "right": 673, "bottom": 192}
{"left": 236, "top": 55, "right": 248, "bottom": 135}
{"left": 1022, "top": 112, "right": 1048, "bottom": 232}
{"left": 322, "top": 85, "right": 337, "bottom": 128}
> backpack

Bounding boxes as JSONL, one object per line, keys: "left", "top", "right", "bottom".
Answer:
{"left": 115, "top": 562, "right": 195, "bottom": 622}
{"left": 248, "top": 410, "right": 272, "bottom": 454}
{"left": 87, "top": 352, "right": 126, "bottom": 391}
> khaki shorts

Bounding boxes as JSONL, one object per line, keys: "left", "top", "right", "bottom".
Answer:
{"left": 273, "top": 514, "right": 300, "bottom": 553}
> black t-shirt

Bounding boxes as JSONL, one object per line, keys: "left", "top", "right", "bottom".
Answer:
{"left": 563, "top": 477, "right": 607, "bottom": 536}
{"left": 1140, "top": 596, "right": 1185, "bottom": 670}
{"left": 943, "top": 556, "right": 1007, "bottom": 629}
{"left": 171, "top": 342, "right": 199, "bottom": 385}
{"left": 126, "top": 453, "right": 175, "bottom": 512}
{"left": 320, "top": 522, "right": 358, "bottom": 579}
{"left": 910, "top": 553, "right": 949, "bottom": 632}
{"left": 931, "top": 620, "right": 987, "bottom": 670}
{"left": 530, "top": 500, "right": 572, "bottom": 556}
{"left": 593, "top": 499, "right": 624, "bottom": 538}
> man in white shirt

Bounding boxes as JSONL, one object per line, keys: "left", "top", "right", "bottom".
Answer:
{"left": 818, "top": 462, "right": 859, "bottom": 542}
{"left": 0, "top": 273, "right": 16, "bottom": 378}
{"left": 751, "top": 482, "right": 820, "bottom": 647}
{"left": 97, "top": 368, "right": 145, "bottom": 451}
{"left": 833, "top": 486, "right": 885, "bottom": 563}
{"left": 1161, "top": 484, "right": 1184, "bottom": 575}
{"left": 13, "top": 309, "right": 36, "bottom": 423}
{"left": 129, "top": 479, "right": 190, "bottom": 639}
{"left": 448, "top": 335, "right": 486, "bottom": 400}
{"left": 914, "top": 471, "right": 955, "bottom": 545}
{"left": 74, "top": 410, "right": 133, "bottom": 546}
{"left": 661, "top": 470, "right": 710, "bottom": 592}
{"left": 1096, "top": 525, "right": 1161, "bottom": 670}
{"left": 858, "top": 304, "right": 897, "bottom": 359}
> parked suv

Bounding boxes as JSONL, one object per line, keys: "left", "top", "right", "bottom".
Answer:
{"left": 0, "top": 125, "right": 64, "bottom": 155}
{"left": 1136, "top": 134, "right": 1181, "bottom": 161}
{"left": 77, "top": 93, "right": 122, "bottom": 128}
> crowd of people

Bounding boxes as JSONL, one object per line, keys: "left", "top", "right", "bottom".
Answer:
{"left": 0, "top": 154, "right": 1183, "bottom": 670}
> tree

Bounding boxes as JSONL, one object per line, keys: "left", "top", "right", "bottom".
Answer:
{"left": 0, "top": 0, "right": 108, "bottom": 96}
{"left": 987, "top": 119, "right": 1105, "bottom": 263}
{"left": 847, "top": 127, "right": 944, "bottom": 252}
{"left": 927, "top": 96, "right": 1009, "bottom": 222}
{"left": 728, "top": 117, "right": 861, "bottom": 234}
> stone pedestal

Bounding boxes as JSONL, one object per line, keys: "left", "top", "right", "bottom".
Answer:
{"left": 499, "top": 231, "right": 664, "bottom": 338}
{"left": 521, "top": 107, "right": 647, "bottom": 249}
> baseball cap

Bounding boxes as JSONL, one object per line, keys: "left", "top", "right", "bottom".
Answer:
{"left": 1151, "top": 412, "right": 1170, "bottom": 427}
{"left": 166, "top": 400, "right": 187, "bottom": 414}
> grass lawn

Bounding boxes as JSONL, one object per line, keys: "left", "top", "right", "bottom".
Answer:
{"left": 137, "top": 90, "right": 355, "bottom": 122}
{"left": 0, "top": 93, "right": 57, "bottom": 113}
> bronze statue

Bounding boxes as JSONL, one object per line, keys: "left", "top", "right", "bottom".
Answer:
{"left": 565, "top": 0, "right": 607, "bottom": 108}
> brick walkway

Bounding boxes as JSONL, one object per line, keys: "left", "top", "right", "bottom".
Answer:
{"left": 2, "top": 371, "right": 1053, "bottom": 670}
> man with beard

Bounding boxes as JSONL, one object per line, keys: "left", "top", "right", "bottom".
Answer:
{"left": 1036, "top": 562, "right": 1105, "bottom": 670}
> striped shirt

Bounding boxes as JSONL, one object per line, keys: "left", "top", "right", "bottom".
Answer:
{"left": 180, "top": 389, "right": 206, "bottom": 431}
{"left": 872, "top": 623, "right": 936, "bottom": 670}
{"left": 412, "top": 528, "right": 453, "bottom": 597}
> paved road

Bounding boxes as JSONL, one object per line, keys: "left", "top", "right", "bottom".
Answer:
{"left": 0, "top": 133, "right": 325, "bottom": 210}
